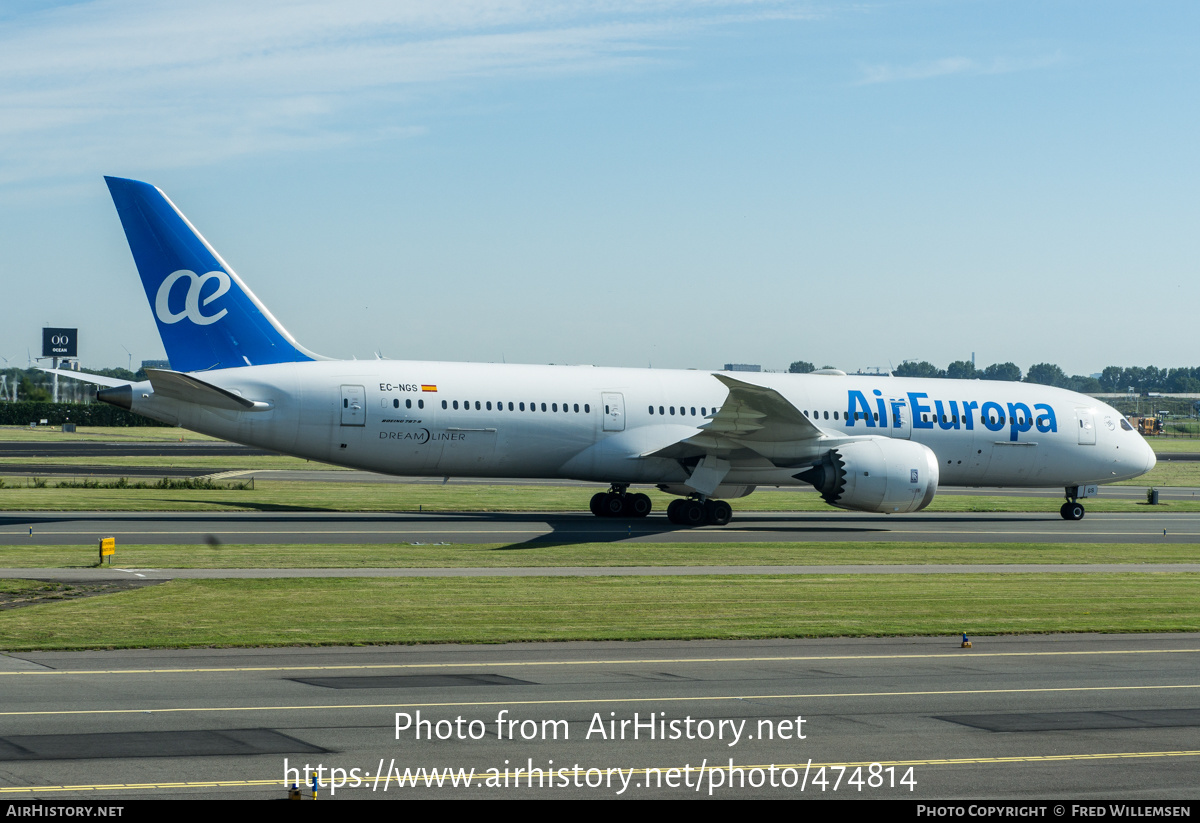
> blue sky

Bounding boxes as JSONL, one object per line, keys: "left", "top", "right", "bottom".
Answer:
{"left": 1, "top": 1, "right": 1196, "bottom": 376}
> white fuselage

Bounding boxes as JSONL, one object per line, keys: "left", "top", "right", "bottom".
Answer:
{"left": 122, "top": 361, "right": 1156, "bottom": 493}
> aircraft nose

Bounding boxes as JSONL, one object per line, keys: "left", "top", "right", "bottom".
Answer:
{"left": 1144, "top": 441, "right": 1157, "bottom": 474}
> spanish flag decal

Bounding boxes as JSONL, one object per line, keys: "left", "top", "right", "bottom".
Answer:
{"left": 421, "top": 384, "right": 437, "bottom": 392}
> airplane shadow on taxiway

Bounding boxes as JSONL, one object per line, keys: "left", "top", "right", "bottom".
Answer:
{"left": 485, "top": 512, "right": 1055, "bottom": 551}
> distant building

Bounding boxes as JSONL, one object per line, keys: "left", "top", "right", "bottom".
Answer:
{"left": 723, "top": 363, "right": 761, "bottom": 372}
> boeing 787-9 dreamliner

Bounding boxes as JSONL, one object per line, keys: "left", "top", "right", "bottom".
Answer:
{"left": 47, "top": 178, "right": 1156, "bottom": 526}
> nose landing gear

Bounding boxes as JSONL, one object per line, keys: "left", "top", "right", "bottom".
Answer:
{"left": 1060, "top": 487, "right": 1085, "bottom": 521}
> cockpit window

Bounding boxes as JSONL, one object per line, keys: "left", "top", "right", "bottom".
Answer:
{"left": 1120, "top": 418, "right": 1135, "bottom": 431}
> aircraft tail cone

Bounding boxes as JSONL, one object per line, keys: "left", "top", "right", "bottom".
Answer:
{"left": 97, "top": 384, "right": 132, "bottom": 410}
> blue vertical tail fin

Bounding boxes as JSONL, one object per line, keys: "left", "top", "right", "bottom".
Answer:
{"left": 105, "top": 176, "right": 322, "bottom": 372}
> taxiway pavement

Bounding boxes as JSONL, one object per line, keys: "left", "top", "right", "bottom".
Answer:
{"left": 0, "top": 634, "right": 1197, "bottom": 800}
{"left": 4, "top": 510, "right": 1200, "bottom": 547}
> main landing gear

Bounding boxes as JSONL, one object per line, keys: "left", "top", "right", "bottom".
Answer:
{"left": 587, "top": 487, "right": 734, "bottom": 526}
{"left": 590, "top": 486, "right": 652, "bottom": 518}
{"left": 1060, "top": 487, "right": 1085, "bottom": 521}
{"left": 666, "top": 497, "right": 732, "bottom": 527}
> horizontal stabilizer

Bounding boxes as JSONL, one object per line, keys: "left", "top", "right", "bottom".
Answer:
{"left": 39, "top": 368, "right": 132, "bottom": 388}
{"left": 145, "top": 369, "right": 272, "bottom": 411}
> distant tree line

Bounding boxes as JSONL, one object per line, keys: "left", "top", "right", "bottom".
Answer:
{"left": 0, "top": 401, "right": 169, "bottom": 427}
{"left": 0, "top": 366, "right": 147, "bottom": 403}
{"left": 788, "top": 361, "right": 837, "bottom": 374}
{"left": 1096, "top": 366, "right": 1200, "bottom": 394}
{"left": 789, "top": 360, "right": 1200, "bottom": 395}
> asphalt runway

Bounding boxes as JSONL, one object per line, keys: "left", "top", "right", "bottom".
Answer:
{"left": 0, "top": 634, "right": 1197, "bottom": 800}
{"left": 4, "top": 510, "right": 1200, "bottom": 547}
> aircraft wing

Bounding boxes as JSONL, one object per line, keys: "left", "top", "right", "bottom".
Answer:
{"left": 706, "top": 374, "right": 822, "bottom": 441}
{"left": 644, "top": 373, "right": 825, "bottom": 459}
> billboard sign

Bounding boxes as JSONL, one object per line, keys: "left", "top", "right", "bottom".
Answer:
{"left": 42, "top": 328, "right": 78, "bottom": 358}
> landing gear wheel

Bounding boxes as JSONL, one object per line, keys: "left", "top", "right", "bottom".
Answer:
{"left": 590, "top": 492, "right": 608, "bottom": 517}
{"left": 706, "top": 500, "right": 733, "bottom": 526}
{"left": 604, "top": 493, "right": 627, "bottom": 517}
{"left": 666, "top": 499, "right": 685, "bottom": 524}
{"left": 680, "top": 499, "right": 706, "bottom": 526}
{"left": 628, "top": 493, "right": 652, "bottom": 518}
{"left": 667, "top": 498, "right": 732, "bottom": 526}
{"left": 1060, "top": 501, "right": 1085, "bottom": 521}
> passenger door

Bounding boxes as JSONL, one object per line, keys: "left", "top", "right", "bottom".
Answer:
{"left": 1076, "top": 409, "right": 1096, "bottom": 445}
{"left": 340, "top": 385, "right": 366, "bottom": 426}
{"left": 602, "top": 392, "right": 625, "bottom": 432}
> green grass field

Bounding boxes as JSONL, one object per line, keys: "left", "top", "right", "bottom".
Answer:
{"left": 0, "top": 573, "right": 1195, "bottom": 650}
{"left": 1, "top": 454, "right": 342, "bottom": 472}
{"left": 3, "top": 428, "right": 1197, "bottom": 652}
{"left": 0, "top": 425, "right": 217, "bottom": 442}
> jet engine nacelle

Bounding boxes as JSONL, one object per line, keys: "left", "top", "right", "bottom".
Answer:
{"left": 797, "top": 438, "right": 939, "bottom": 513}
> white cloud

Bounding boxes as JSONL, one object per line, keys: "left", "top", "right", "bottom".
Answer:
{"left": 0, "top": 0, "right": 813, "bottom": 187}
{"left": 857, "top": 52, "right": 1063, "bottom": 85}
